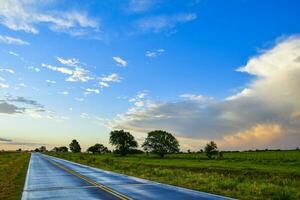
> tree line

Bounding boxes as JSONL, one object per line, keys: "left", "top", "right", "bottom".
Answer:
{"left": 35, "top": 129, "right": 220, "bottom": 159}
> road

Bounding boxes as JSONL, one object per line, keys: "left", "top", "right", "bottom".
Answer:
{"left": 22, "top": 153, "right": 234, "bottom": 200}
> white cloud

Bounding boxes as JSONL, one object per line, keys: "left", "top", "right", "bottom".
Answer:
{"left": 128, "top": 91, "right": 148, "bottom": 108}
{"left": 127, "top": 0, "right": 159, "bottom": 13}
{"left": 42, "top": 63, "right": 93, "bottom": 82}
{"left": 137, "top": 13, "right": 197, "bottom": 33}
{"left": 0, "top": 35, "right": 29, "bottom": 45}
{"left": 145, "top": 49, "right": 165, "bottom": 58}
{"left": 8, "top": 51, "right": 19, "bottom": 56}
{"left": 57, "top": 57, "right": 80, "bottom": 67}
{"left": 66, "top": 67, "right": 93, "bottom": 82}
{"left": 84, "top": 88, "right": 100, "bottom": 95}
{"left": 19, "top": 83, "right": 26, "bottom": 87}
{"left": 129, "top": 91, "right": 147, "bottom": 102}
{"left": 0, "top": 83, "right": 9, "bottom": 88}
{"left": 46, "top": 80, "right": 56, "bottom": 84}
{"left": 113, "top": 56, "right": 127, "bottom": 67}
{"left": 28, "top": 66, "right": 40, "bottom": 72}
{"left": 226, "top": 88, "right": 253, "bottom": 101}
{"left": 109, "top": 36, "right": 300, "bottom": 150}
{"left": 42, "top": 63, "right": 73, "bottom": 75}
{"left": 99, "top": 81, "right": 109, "bottom": 88}
{"left": 75, "top": 97, "right": 84, "bottom": 102}
{"left": 59, "top": 91, "right": 69, "bottom": 95}
{"left": 100, "top": 73, "right": 121, "bottom": 82}
{"left": 0, "top": 1, "right": 99, "bottom": 36}
{"left": 80, "top": 112, "right": 90, "bottom": 119}
{"left": 179, "top": 94, "right": 207, "bottom": 102}
{"left": 0, "top": 68, "right": 15, "bottom": 74}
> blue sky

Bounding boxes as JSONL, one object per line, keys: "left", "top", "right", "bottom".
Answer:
{"left": 0, "top": 0, "right": 300, "bottom": 151}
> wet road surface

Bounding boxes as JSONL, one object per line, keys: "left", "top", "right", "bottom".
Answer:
{"left": 22, "top": 153, "right": 234, "bottom": 200}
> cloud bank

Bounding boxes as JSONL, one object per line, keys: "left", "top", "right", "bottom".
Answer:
{"left": 109, "top": 36, "right": 300, "bottom": 150}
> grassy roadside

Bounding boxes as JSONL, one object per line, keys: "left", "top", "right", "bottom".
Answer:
{"left": 48, "top": 151, "right": 300, "bottom": 200}
{"left": 0, "top": 152, "right": 30, "bottom": 200}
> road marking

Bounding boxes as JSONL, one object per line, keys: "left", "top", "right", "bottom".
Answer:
{"left": 24, "top": 185, "right": 97, "bottom": 192}
{"left": 45, "top": 157, "right": 133, "bottom": 200}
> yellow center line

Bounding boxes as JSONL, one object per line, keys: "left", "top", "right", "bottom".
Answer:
{"left": 45, "top": 158, "right": 134, "bottom": 200}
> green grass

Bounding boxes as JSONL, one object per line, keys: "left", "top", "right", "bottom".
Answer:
{"left": 0, "top": 152, "right": 30, "bottom": 200}
{"left": 48, "top": 150, "right": 300, "bottom": 200}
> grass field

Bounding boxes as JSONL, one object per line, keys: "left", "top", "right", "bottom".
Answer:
{"left": 0, "top": 152, "right": 30, "bottom": 200}
{"left": 48, "top": 150, "right": 300, "bottom": 200}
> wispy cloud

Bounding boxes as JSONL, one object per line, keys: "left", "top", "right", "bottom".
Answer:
{"left": 145, "top": 49, "right": 165, "bottom": 58}
{"left": 99, "top": 81, "right": 109, "bottom": 88}
{"left": 126, "top": 0, "right": 160, "bottom": 13}
{"left": 0, "top": 83, "right": 9, "bottom": 88}
{"left": 137, "top": 13, "right": 197, "bottom": 33}
{"left": 0, "top": 1, "right": 99, "bottom": 36}
{"left": 179, "top": 94, "right": 209, "bottom": 102}
{"left": 8, "top": 51, "right": 19, "bottom": 56}
{"left": 59, "top": 91, "right": 69, "bottom": 95}
{"left": 100, "top": 73, "right": 121, "bottom": 82}
{"left": 57, "top": 57, "right": 80, "bottom": 67}
{"left": 46, "top": 80, "right": 56, "bottom": 84}
{"left": 0, "top": 35, "right": 30, "bottom": 45}
{"left": 0, "top": 68, "right": 15, "bottom": 74}
{"left": 84, "top": 88, "right": 100, "bottom": 95}
{"left": 42, "top": 63, "right": 93, "bottom": 82}
{"left": 42, "top": 63, "right": 73, "bottom": 75}
{"left": 113, "top": 56, "right": 128, "bottom": 67}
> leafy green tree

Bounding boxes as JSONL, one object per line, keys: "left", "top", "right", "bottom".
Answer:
{"left": 204, "top": 141, "right": 218, "bottom": 159}
{"left": 53, "top": 146, "right": 68, "bottom": 152}
{"left": 87, "top": 143, "right": 109, "bottom": 154}
{"left": 69, "top": 139, "right": 81, "bottom": 153}
{"left": 109, "top": 130, "right": 138, "bottom": 156}
{"left": 142, "top": 130, "right": 180, "bottom": 158}
{"left": 58, "top": 146, "right": 68, "bottom": 152}
{"left": 39, "top": 146, "right": 47, "bottom": 152}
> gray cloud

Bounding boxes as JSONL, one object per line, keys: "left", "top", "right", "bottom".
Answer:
{"left": 6, "top": 96, "right": 44, "bottom": 108}
{"left": 0, "top": 137, "right": 12, "bottom": 142}
{"left": 0, "top": 102, "right": 25, "bottom": 114}
{"left": 0, "top": 95, "right": 47, "bottom": 116}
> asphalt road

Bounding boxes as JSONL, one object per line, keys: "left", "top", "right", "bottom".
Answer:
{"left": 22, "top": 153, "right": 234, "bottom": 200}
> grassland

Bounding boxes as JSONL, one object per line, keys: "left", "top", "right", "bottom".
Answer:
{"left": 0, "top": 152, "right": 30, "bottom": 200}
{"left": 48, "top": 150, "right": 300, "bottom": 200}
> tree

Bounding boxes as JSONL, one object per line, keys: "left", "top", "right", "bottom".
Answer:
{"left": 58, "top": 146, "right": 68, "bottom": 152}
{"left": 87, "top": 143, "right": 109, "bottom": 154}
{"left": 204, "top": 141, "right": 218, "bottom": 159}
{"left": 39, "top": 146, "right": 47, "bottom": 152}
{"left": 53, "top": 146, "right": 68, "bottom": 152}
{"left": 142, "top": 130, "right": 180, "bottom": 158}
{"left": 69, "top": 139, "right": 81, "bottom": 153}
{"left": 109, "top": 130, "right": 138, "bottom": 156}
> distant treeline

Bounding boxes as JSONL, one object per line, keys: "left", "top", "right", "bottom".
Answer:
{"left": 14, "top": 129, "right": 300, "bottom": 159}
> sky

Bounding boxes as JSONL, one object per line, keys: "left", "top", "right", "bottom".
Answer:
{"left": 0, "top": 0, "right": 300, "bottom": 151}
